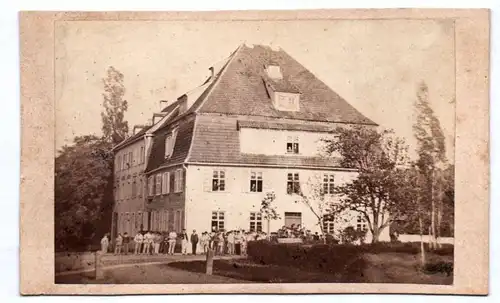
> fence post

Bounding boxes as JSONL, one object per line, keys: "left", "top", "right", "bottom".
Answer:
{"left": 95, "top": 251, "right": 104, "bottom": 280}
{"left": 205, "top": 248, "right": 214, "bottom": 275}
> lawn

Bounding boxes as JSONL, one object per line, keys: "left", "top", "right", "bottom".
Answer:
{"left": 168, "top": 252, "right": 453, "bottom": 284}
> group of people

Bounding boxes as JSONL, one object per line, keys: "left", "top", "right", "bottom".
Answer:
{"left": 100, "top": 228, "right": 268, "bottom": 256}
{"left": 276, "top": 224, "right": 327, "bottom": 242}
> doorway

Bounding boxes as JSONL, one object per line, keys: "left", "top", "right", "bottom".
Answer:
{"left": 284, "top": 212, "right": 302, "bottom": 228}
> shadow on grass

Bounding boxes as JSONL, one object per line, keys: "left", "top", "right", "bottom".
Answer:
{"left": 167, "top": 258, "right": 364, "bottom": 283}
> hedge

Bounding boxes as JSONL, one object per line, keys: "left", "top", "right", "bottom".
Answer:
{"left": 246, "top": 241, "right": 453, "bottom": 276}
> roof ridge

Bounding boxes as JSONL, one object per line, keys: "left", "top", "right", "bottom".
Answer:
{"left": 192, "top": 45, "right": 243, "bottom": 114}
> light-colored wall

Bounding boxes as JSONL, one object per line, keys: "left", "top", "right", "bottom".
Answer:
{"left": 113, "top": 138, "right": 148, "bottom": 236}
{"left": 184, "top": 164, "right": 390, "bottom": 241}
{"left": 239, "top": 128, "right": 338, "bottom": 157}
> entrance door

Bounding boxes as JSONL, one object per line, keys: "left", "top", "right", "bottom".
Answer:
{"left": 284, "top": 212, "right": 302, "bottom": 228}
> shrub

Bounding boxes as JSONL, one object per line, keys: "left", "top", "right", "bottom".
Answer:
{"left": 247, "top": 240, "right": 364, "bottom": 275}
{"left": 422, "top": 261, "right": 454, "bottom": 276}
{"left": 342, "top": 226, "right": 367, "bottom": 244}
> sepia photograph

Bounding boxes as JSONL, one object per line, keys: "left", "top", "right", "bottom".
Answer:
{"left": 54, "top": 17, "right": 456, "bottom": 285}
{"left": 18, "top": 9, "right": 489, "bottom": 295}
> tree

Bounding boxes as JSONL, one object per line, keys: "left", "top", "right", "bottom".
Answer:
{"left": 55, "top": 135, "right": 113, "bottom": 251}
{"left": 101, "top": 66, "right": 129, "bottom": 145}
{"left": 413, "top": 81, "right": 448, "bottom": 249}
{"left": 295, "top": 177, "right": 340, "bottom": 244}
{"left": 323, "top": 126, "right": 410, "bottom": 243}
{"left": 260, "top": 191, "right": 281, "bottom": 239}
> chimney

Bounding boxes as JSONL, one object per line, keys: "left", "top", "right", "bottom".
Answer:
{"left": 159, "top": 100, "right": 169, "bottom": 109}
{"left": 133, "top": 124, "right": 147, "bottom": 135}
{"left": 152, "top": 112, "right": 167, "bottom": 125}
{"left": 178, "top": 94, "right": 188, "bottom": 114}
{"left": 209, "top": 66, "right": 215, "bottom": 79}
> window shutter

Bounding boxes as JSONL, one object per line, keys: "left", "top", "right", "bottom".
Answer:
{"left": 203, "top": 169, "right": 212, "bottom": 192}
{"left": 172, "top": 128, "right": 178, "bottom": 154}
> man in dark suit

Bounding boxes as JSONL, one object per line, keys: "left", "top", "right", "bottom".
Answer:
{"left": 190, "top": 230, "right": 199, "bottom": 255}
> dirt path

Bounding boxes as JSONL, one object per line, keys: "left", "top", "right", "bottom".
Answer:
{"left": 56, "top": 262, "right": 249, "bottom": 284}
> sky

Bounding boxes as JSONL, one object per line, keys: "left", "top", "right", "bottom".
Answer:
{"left": 55, "top": 19, "right": 456, "bottom": 161}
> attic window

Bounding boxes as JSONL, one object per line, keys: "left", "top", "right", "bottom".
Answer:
{"left": 266, "top": 65, "right": 283, "bottom": 80}
{"left": 275, "top": 92, "right": 300, "bottom": 112}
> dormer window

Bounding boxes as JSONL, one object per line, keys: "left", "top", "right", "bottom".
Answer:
{"left": 275, "top": 93, "right": 300, "bottom": 111}
{"left": 265, "top": 65, "right": 283, "bottom": 80}
{"left": 164, "top": 127, "right": 178, "bottom": 158}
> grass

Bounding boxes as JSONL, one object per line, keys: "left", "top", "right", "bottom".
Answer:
{"left": 168, "top": 252, "right": 453, "bottom": 284}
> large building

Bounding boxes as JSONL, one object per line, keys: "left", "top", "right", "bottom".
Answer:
{"left": 111, "top": 44, "right": 390, "bottom": 242}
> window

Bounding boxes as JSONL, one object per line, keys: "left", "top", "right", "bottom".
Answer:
{"left": 212, "top": 170, "right": 225, "bottom": 191}
{"left": 164, "top": 128, "right": 178, "bottom": 158}
{"left": 249, "top": 212, "right": 263, "bottom": 232}
{"left": 250, "top": 172, "right": 263, "bottom": 192}
{"left": 323, "top": 214, "right": 335, "bottom": 234}
{"left": 356, "top": 216, "right": 368, "bottom": 232}
{"left": 211, "top": 211, "right": 225, "bottom": 231}
{"left": 116, "top": 155, "right": 121, "bottom": 171}
{"left": 155, "top": 174, "right": 162, "bottom": 196}
{"left": 148, "top": 176, "right": 154, "bottom": 196}
{"left": 287, "top": 173, "right": 301, "bottom": 194}
{"left": 162, "top": 172, "right": 170, "bottom": 194}
{"left": 131, "top": 178, "right": 137, "bottom": 198}
{"left": 122, "top": 154, "right": 127, "bottom": 170}
{"left": 275, "top": 93, "right": 300, "bottom": 112}
{"left": 174, "top": 169, "right": 184, "bottom": 193}
{"left": 138, "top": 178, "right": 143, "bottom": 197}
{"left": 164, "top": 134, "right": 173, "bottom": 158}
{"left": 129, "top": 151, "right": 133, "bottom": 166}
{"left": 323, "top": 174, "right": 335, "bottom": 195}
{"left": 286, "top": 136, "right": 299, "bottom": 154}
{"left": 140, "top": 146, "right": 145, "bottom": 164}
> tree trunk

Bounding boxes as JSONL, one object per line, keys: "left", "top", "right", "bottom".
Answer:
{"left": 430, "top": 169, "right": 437, "bottom": 250}
{"left": 436, "top": 169, "right": 443, "bottom": 248}
{"left": 267, "top": 219, "right": 270, "bottom": 240}
{"left": 419, "top": 216, "right": 426, "bottom": 267}
{"left": 371, "top": 225, "right": 380, "bottom": 244}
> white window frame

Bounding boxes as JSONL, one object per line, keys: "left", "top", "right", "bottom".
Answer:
{"left": 286, "top": 135, "right": 299, "bottom": 154}
{"left": 211, "top": 211, "right": 225, "bottom": 231}
{"left": 174, "top": 169, "right": 183, "bottom": 193}
{"left": 249, "top": 212, "right": 263, "bottom": 232}
{"left": 122, "top": 154, "right": 127, "bottom": 170}
{"left": 287, "top": 172, "right": 301, "bottom": 195}
{"left": 356, "top": 215, "right": 368, "bottom": 232}
{"left": 212, "top": 170, "right": 226, "bottom": 192}
{"left": 323, "top": 217, "right": 335, "bottom": 234}
{"left": 140, "top": 146, "right": 145, "bottom": 164}
{"left": 131, "top": 177, "right": 137, "bottom": 198}
{"left": 148, "top": 176, "right": 154, "bottom": 196}
{"left": 322, "top": 173, "right": 335, "bottom": 195}
{"left": 164, "top": 134, "right": 173, "bottom": 158}
{"left": 250, "top": 171, "right": 263, "bottom": 192}
{"left": 155, "top": 174, "right": 162, "bottom": 196}
{"left": 162, "top": 172, "right": 170, "bottom": 194}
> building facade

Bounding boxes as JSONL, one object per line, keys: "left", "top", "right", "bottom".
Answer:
{"left": 111, "top": 44, "right": 390, "bottom": 242}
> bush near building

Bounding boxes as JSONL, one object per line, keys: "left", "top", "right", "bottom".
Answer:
{"left": 246, "top": 240, "right": 453, "bottom": 276}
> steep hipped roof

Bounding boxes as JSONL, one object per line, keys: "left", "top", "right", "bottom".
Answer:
{"left": 196, "top": 44, "right": 376, "bottom": 125}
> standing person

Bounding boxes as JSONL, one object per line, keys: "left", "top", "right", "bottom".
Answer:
{"left": 227, "top": 231, "right": 235, "bottom": 255}
{"left": 153, "top": 232, "right": 161, "bottom": 255}
{"left": 133, "top": 231, "right": 143, "bottom": 254}
{"left": 212, "top": 231, "right": 219, "bottom": 253}
{"left": 240, "top": 233, "right": 248, "bottom": 256}
{"left": 217, "top": 231, "right": 224, "bottom": 255}
{"left": 180, "top": 229, "right": 189, "bottom": 255}
{"left": 201, "top": 232, "right": 209, "bottom": 254}
{"left": 190, "top": 230, "right": 199, "bottom": 255}
{"left": 168, "top": 230, "right": 177, "bottom": 255}
{"left": 114, "top": 233, "right": 123, "bottom": 255}
{"left": 234, "top": 231, "right": 242, "bottom": 255}
{"left": 162, "top": 232, "right": 169, "bottom": 254}
{"left": 100, "top": 233, "right": 109, "bottom": 254}
{"left": 122, "top": 232, "right": 130, "bottom": 255}
{"left": 142, "top": 231, "right": 151, "bottom": 254}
